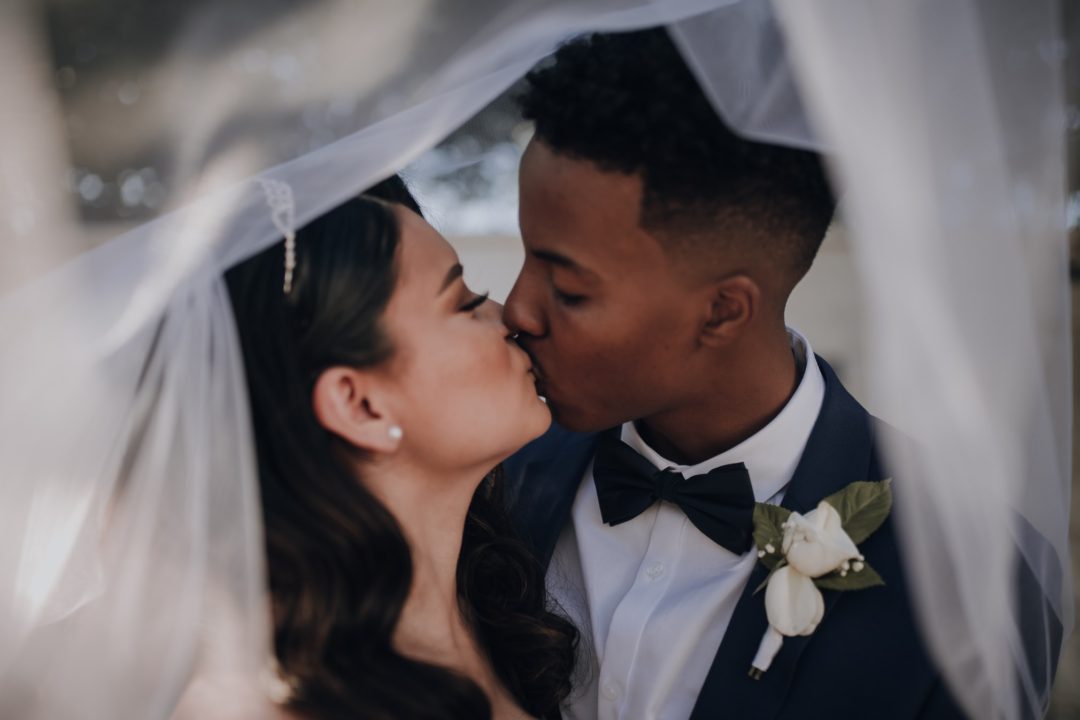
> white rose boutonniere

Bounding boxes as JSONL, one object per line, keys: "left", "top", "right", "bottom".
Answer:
{"left": 749, "top": 479, "right": 893, "bottom": 679}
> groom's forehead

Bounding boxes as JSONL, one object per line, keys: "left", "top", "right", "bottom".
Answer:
{"left": 526, "top": 247, "right": 600, "bottom": 280}
{"left": 521, "top": 153, "right": 667, "bottom": 269}
{"left": 522, "top": 140, "right": 642, "bottom": 218}
{"left": 522, "top": 226, "right": 671, "bottom": 287}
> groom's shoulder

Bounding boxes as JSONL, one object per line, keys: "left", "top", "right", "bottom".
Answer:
{"left": 507, "top": 421, "right": 596, "bottom": 465}
{"left": 867, "top": 414, "right": 906, "bottom": 475}
{"left": 504, "top": 422, "right": 598, "bottom": 476}
{"left": 500, "top": 423, "right": 601, "bottom": 565}
{"left": 502, "top": 422, "right": 600, "bottom": 510}
{"left": 848, "top": 419, "right": 1058, "bottom": 713}
{"left": 861, "top": 413, "right": 1063, "bottom": 709}
{"left": 814, "top": 355, "right": 904, "bottom": 479}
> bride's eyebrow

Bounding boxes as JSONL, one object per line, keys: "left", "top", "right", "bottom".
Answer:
{"left": 438, "top": 263, "right": 464, "bottom": 296}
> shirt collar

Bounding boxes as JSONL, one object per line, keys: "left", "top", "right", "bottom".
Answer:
{"left": 620, "top": 328, "right": 826, "bottom": 503}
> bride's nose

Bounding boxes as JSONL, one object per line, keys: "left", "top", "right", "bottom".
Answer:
{"left": 483, "top": 299, "right": 515, "bottom": 338}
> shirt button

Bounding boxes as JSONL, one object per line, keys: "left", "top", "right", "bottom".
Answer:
{"left": 601, "top": 679, "right": 621, "bottom": 700}
{"left": 646, "top": 561, "right": 665, "bottom": 580}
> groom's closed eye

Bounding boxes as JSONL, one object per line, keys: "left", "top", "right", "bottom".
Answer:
{"left": 547, "top": 267, "right": 591, "bottom": 308}
{"left": 525, "top": 252, "right": 595, "bottom": 307}
{"left": 552, "top": 285, "right": 587, "bottom": 307}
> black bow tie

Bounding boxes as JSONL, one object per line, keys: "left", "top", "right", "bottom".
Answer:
{"left": 592, "top": 432, "right": 756, "bottom": 555}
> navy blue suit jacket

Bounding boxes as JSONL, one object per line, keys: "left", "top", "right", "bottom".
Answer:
{"left": 503, "top": 357, "right": 967, "bottom": 719}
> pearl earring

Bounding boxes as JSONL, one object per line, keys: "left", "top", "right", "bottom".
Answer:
{"left": 388, "top": 425, "right": 403, "bottom": 441}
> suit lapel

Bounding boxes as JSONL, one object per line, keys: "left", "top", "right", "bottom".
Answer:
{"left": 690, "top": 357, "right": 876, "bottom": 720}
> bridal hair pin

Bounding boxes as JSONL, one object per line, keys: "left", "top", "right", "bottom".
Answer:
{"left": 282, "top": 231, "right": 297, "bottom": 294}
{"left": 257, "top": 178, "right": 299, "bottom": 294}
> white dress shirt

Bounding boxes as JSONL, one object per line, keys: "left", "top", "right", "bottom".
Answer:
{"left": 547, "top": 329, "right": 825, "bottom": 720}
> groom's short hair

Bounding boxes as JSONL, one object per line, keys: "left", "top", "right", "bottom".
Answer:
{"left": 518, "top": 28, "right": 835, "bottom": 282}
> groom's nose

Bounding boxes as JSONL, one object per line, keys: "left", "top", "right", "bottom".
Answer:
{"left": 503, "top": 272, "right": 545, "bottom": 338}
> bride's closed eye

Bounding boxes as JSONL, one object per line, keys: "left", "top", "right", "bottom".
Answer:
{"left": 458, "top": 290, "right": 490, "bottom": 315}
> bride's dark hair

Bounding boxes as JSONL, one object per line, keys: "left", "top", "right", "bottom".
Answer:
{"left": 225, "top": 177, "right": 576, "bottom": 719}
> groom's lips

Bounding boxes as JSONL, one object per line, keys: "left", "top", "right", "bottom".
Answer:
{"left": 511, "top": 335, "right": 553, "bottom": 402}
{"left": 517, "top": 342, "right": 547, "bottom": 394}
{"left": 528, "top": 360, "right": 545, "bottom": 392}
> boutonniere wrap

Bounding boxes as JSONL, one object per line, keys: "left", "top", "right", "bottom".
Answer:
{"left": 748, "top": 479, "right": 893, "bottom": 678}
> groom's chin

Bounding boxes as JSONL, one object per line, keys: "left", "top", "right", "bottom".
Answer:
{"left": 546, "top": 399, "right": 615, "bottom": 435}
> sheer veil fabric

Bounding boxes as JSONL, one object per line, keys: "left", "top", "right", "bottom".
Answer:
{"left": 0, "top": 1, "right": 1070, "bottom": 719}
{"left": 677, "top": 3, "right": 1072, "bottom": 717}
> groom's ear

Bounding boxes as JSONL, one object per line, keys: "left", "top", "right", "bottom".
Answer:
{"left": 698, "top": 274, "right": 758, "bottom": 346}
{"left": 311, "top": 367, "right": 402, "bottom": 454}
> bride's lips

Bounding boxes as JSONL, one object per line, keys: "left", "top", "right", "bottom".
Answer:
{"left": 510, "top": 338, "right": 543, "bottom": 386}
{"left": 528, "top": 359, "right": 547, "bottom": 397}
{"left": 527, "top": 367, "right": 545, "bottom": 398}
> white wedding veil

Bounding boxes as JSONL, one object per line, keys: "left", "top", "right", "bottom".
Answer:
{"left": 0, "top": 1, "right": 1070, "bottom": 718}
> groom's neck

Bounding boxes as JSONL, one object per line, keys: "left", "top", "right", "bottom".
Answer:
{"left": 634, "top": 333, "right": 798, "bottom": 465}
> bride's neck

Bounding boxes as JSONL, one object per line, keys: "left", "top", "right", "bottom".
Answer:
{"left": 361, "top": 461, "right": 478, "bottom": 660}
{"left": 353, "top": 459, "right": 526, "bottom": 720}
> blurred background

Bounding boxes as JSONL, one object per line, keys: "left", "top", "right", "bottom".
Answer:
{"left": 1056, "top": 2, "right": 1080, "bottom": 715}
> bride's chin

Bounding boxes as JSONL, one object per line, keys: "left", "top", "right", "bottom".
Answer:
{"left": 515, "top": 393, "right": 553, "bottom": 442}
{"left": 494, "top": 382, "right": 552, "bottom": 451}
{"left": 487, "top": 406, "right": 551, "bottom": 467}
{"left": 528, "top": 399, "right": 553, "bottom": 437}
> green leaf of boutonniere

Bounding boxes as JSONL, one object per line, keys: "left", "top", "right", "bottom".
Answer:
{"left": 813, "top": 561, "right": 885, "bottom": 591}
{"left": 752, "top": 503, "right": 791, "bottom": 570}
{"left": 822, "top": 478, "right": 893, "bottom": 545}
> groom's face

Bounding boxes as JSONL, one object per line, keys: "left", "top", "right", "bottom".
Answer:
{"left": 505, "top": 140, "right": 708, "bottom": 432}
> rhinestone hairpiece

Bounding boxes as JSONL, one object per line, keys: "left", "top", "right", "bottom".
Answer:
{"left": 257, "top": 178, "right": 298, "bottom": 294}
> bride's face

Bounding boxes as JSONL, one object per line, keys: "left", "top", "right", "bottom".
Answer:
{"left": 378, "top": 207, "right": 550, "bottom": 471}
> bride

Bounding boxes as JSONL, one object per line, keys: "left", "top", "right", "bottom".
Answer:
{"left": 222, "top": 176, "right": 576, "bottom": 719}
{"left": 0, "top": 174, "right": 577, "bottom": 720}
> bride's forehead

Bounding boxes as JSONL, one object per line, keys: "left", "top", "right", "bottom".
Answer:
{"left": 394, "top": 207, "right": 457, "bottom": 282}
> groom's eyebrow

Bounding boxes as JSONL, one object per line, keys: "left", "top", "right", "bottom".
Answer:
{"left": 531, "top": 249, "right": 598, "bottom": 280}
{"left": 439, "top": 264, "right": 464, "bottom": 295}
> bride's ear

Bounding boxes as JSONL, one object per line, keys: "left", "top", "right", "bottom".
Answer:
{"left": 311, "top": 367, "right": 402, "bottom": 454}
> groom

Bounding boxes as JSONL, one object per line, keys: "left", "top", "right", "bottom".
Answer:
{"left": 502, "top": 29, "right": 964, "bottom": 719}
